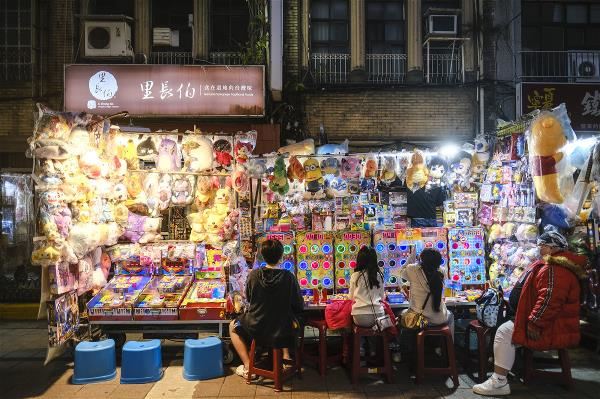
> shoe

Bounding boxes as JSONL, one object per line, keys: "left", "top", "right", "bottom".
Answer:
{"left": 235, "top": 365, "right": 258, "bottom": 380}
{"left": 392, "top": 352, "right": 402, "bottom": 363}
{"left": 473, "top": 376, "right": 511, "bottom": 396}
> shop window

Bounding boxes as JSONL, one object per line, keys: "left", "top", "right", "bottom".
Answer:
{"left": 310, "top": 0, "right": 349, "bottom": 54}
{"left": 151, "top": 0, "right": 193, "bottom": 52}
{"left": 366, "top": 0, "right": 405, "bottom": 54}
{"left": 89, "top": 0, "right": 134, "bottom": 17}
{"left": 0, "top": 0, "right": 32, "bottom": 81}
{"left": 566, "top": 4, "right": 587, "bottom": 24}
{"left": 210, "top": 0, "right": 250, "bottom": 52}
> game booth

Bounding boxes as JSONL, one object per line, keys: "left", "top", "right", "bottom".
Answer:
{"left": 30, "top": 102, "right": 600, "bottom": 364}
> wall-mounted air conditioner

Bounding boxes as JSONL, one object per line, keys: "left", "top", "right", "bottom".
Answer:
{"left": 569, "top": 51, "right": 600, "bottom": 82}
{"left": 85, "top": 21, "right": 133, "bottom": 57}
{"left": 428, "top": 15, "right": 458, "bottom": 35}
{"left": 153, "top": 27, "right": 180, "bottom": 47}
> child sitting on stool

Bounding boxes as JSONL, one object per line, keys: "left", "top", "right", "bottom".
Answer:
{"left": 229, "top": 239, "right": 304, "bottom": 379}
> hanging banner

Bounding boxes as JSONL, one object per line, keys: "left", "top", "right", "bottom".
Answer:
{"left": 521, "top": 82, "right": 600, "bottom": 131}
{"left": 64, "top": 64, "right": 265, "bottom": 117}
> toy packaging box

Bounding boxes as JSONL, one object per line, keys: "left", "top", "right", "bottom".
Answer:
{"left": 47, "top": 290, "right": 79, "bottom": 347}
{"left": 179, "top": 279, "right": 227, "bottom": 320}
{"left": 253, "top": 232, "right": 295, "bottom": 271}
{"left": 333, "top": 230, "right": 371, "bottom": 290}
{"left": 296, "top": 231, "right": 335, "bottom": 291}
{"left": 448, "top": 227, "right": 486, "bottom": 284}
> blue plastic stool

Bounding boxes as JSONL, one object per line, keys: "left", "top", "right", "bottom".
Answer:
{"left": 183, "top": 337, "right": 224, "bottom": 381}
{"left": 121, "top": 339, "right": 163, "bottom": 384}
{"left": 72, "top": 339, "right": 117, "bottom": 384}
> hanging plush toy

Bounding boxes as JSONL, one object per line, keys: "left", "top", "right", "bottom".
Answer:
{"left": 182, "top": 135, "right": 213, "bottom": 172}
{"left": 194, "top": 176, "right": 218, "bottom": 210}
{"left": 214, "top": 138, "right": 233, "bottom": 169}
{"left": 122, "top": 138, "right": 139, "bottom": 169}
{"left": 406, "top": 150, "right": 430, "bottom": 192}
{"left": 363, "top": 157, "right": 378, "bottom": 178}
{"left": 325, "top": 176, "right": 348, "bottom": 198}
{"left": 157, "top": 138, "right": 181, "bottom": 172}
{"left": 529, "top": 113, "right": 567, "bottom": 204}
{"left": 233, "top": 167, "right": 250, "bottom": 195}
{"left": 427, "top": 156, "right": 447, "bottom": 189}
{"left": 137, "top": 136, "right": 158, "bottom": 162}
{"left": 171, "top": 175, "right": 195, "bottom": 206}
{"left": 450, "top": 151, "right": 474, "bottom": 191}
{"left": 341, "top": 157, "right": 362, "bottom": 194}
{"left": 287, "top": 155, "right": 305, "bottom": 182}
{"left": 303, "top": 157, "right": 324, "bottom": 193}
{"left": 158, "top": 174, "right": 172, "bottom": 210}
{"left": 234, "top": 130, "right": 257, "bottom": 164}
{"left": 269, "top": 156, "right": 290, "bottom": 195}
{"left": 379, "top": 156, "right": 397, "bottom": 185}
{"left": 278, "top": 139, "right": 315, "bottom": 156}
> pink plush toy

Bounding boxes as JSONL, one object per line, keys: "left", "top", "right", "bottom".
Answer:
{"left": 157, "top": 138, "right": 181, "bottom": 172}
{"left": 341, "top": 157, "right": 362, "bottom": 179}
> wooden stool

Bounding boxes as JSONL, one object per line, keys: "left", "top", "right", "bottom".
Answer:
{"left": 464, "top": 320, "right": 494, "bottom": 382}
{"left": 351, "top": 325, "right": 393, "bottom": 384}
{"left": 416, "top": 324, "right": 459, "bottom": 387}
{"left": 300, "top": 318, "right": 346, "bottom": 376}
{"left": 523, "top": 348, "right": 573, "bottom": 389}
{"left": 247, "top": 339, "right": 301, "bottom": 392}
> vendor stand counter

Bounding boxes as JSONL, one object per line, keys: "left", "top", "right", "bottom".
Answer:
{"left": 304, "top": 300, "right": 476, "bottom": 311}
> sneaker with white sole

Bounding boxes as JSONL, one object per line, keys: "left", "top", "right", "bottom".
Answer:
{"left": 235, "top": 364, "right": 259, "bottom": 380}
{"left": 473, "top": 376, "right": 511, "bottom": 396}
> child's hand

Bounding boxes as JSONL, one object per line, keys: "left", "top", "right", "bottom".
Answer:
{"left": 407, "top": 246, "right": 417, "bottom": 264}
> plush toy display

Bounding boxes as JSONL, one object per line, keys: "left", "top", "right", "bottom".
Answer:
{"left": 234, "top": 130, "right": 257, "bottom": 164}
{"left": 137, "top": 136, "right": 158, "bottom": 161}
{"left": 363, "top": 157, "right": 378, "bottom": 178}
{"left": 121, "top": 211, "right": 162, "bottom": 244}
{"left": 287, "top": 156, "right": 305, "bottom": 182}
{"left": 427, "top": 156, "right": 447, "bottom": 188}
{"left": 303, "top": 157, "right": 324, "bottom": 193}
{"left": 316, "top": 139, "right": 349, "bottom": 155}
{"left": 269, "top": 156, "right": 290, "bottom": 195}
{"left": 194, "top": 176, "right": 218, "bottom": 210}
{"left": 214, "top": 186, "right": 233, "bottom": 215}
{"left": 158, "top": 174, "right": 172, "bottom": 210}
{"left": 321, "top": 158, "right": 340, "bottom": 176}
{"left": 278, "top": 139, "right": 315, "bottom": 156}
{"left": 171, "top": 175, "right": 195, "bottom": 206}
{"left": 122, "top": 138, "right": 139, "bottom": 169}
{"left": 406, "top": 150, "right": 429, "bottom": 192}
{"left": 182, "top": 136, "right": 213, "bottom": 172}
{"left": 187, "top": 212, "right": 206, "bottom": 242}
{"left": 450, "top": 151, "right": 474, "bottom": 191}
{"left": 213, "top": 138, "right": 234, "bottom": 169}
{"left": 233, "top": 168, "right": 250, "bottom": 195}
{"left": 528, "top": 113, "right": 567, "bottom": 204}
{"left": 325, "top": 176, "right": 348, "bottom": 198}
{"left": 157, "top": 138, "right": 181, "bottom": 172}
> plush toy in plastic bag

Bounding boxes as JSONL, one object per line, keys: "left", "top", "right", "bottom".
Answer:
{"left": 406, "top": 150, "right": 429, "bottom": 192}
{"left": 157, "top": 137, "right": 181, "bottom": 172}
{"left": 171, "top": 175, "right": 195, "bottom": 206}
{"left": 137, "top": 136, "right": 159, "bottom": 162}
{"left": 234, "top": 130, "right": 257, "bottom": 163}
{"left": 269, "top": 156, "right": 289, "bottom": 195}
{"left": 182, "top": 135, "right": 213, "bottom": 172}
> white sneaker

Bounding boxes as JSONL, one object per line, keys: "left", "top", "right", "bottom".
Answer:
{"left": 473, "top": 376, "right": 511, "bottom": 396}
{"left": 235, "top": 365, "right": 258, "bottom": 380}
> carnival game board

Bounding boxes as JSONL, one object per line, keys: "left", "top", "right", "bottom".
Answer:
{"left": 296, "top": 231, "right": 335, "bottom": 290}
{"left": 87, "top": 275, "right": 151, "bottom": 321}
{"left": 254, "top": 232, "right": 295, "bottom": 272}
{"left": 133, "top": 274, "right": 193, "bottom": 320}
{"left": 334, "top": 231, "right": 371, "bottom": 289}
{"left": 448, "top": 227, "right": 485, "bottom": 285}
{"left": 179, "top": 279, "right": 227, "bottom": 320}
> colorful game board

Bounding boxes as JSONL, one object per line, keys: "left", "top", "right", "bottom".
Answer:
{"left": 448, "top": 227, "right": 485, "bottom": 285}
{"left": 87, "top": 275, "right": 152, "bottom": 321}
{"left": 296, "top": 231, "right": 335, "bottom": 290}
{"left": 134, "top": 274, "right": 193, "bottom": 321}
{"left": 179, "top": 280, "right": 227, "bottom": 320}
{"left": 254, "top": 232, "right": 296, "bottom": 272}
{"left": 334, "top": 231, "right": 371, "bottom": 289}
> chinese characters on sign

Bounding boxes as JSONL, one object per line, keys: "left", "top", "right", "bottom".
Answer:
{"left": 521, "top": 83, "right": 600, "bottom": 131}
{"left": 65, "top": 65, "right": 265, "bottom": 117}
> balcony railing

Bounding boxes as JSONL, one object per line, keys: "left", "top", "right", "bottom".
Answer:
{"left": 209, "top": 51, "right": 243, "bottom": 65}
{"left": 521, "top": 51, "right": 600, "bottom": 81}
{"left": 310, "top": 53, "right": 350, "bottom": 84}
{"left": 149, "top": 51, "right": 196, "bottom": 65}
{"left": 367, "top": 54, "right": 407, "bottom": 84}
{"left": 424, "top": 52, "right": 463, "bottom": 84}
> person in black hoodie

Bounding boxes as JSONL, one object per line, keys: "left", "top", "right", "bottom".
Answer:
{"left": 229, "top": 239, "right": 304, "bottom": 379}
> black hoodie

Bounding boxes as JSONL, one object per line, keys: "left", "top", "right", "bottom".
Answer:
{"left": 238, "top": 267, "right": 304, "bottom": 347}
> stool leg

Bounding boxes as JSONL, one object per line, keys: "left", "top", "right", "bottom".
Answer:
{"left": 318, "top": 325, "right": 327, "bottom": 376}
{"left": 446, "top": 334, "right": 459, "bottom": 388}
{"left": 342, "top": 333, "right": 351, "bottom": 366}
{"left": 523, "top": 349, "right": 534, "bottom": 385}
{"left": 477, "top": 330, "right": 488, "bottom": 382}
{"left": 383, "top": 333, "right": 393, "bottom": 384}
{"left": 416, "top": 332, "right": 425, "bottom": 384}
{"left": 273, "top": 349, "right": 283, "bottom": 392}
{"left": 247, "top": 341, "right": 256, "bottom": 385}
{"left": 352, "top": 331, "right": 360, "bottom": 385}
{"left": 558, "top": 349, "right": 573, "bottom": 389}
{"left": 464, "top": 325, "right": 472, "bottom": 373}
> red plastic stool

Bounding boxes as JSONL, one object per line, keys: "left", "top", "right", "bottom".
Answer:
{"left": 351, "top": 325, "right": 393, "bottom": 384}
{"left": 247, "top": 339, "right": 301, "bottom": 392}
{"left": 300, "top": 318, "right": 346, "bottom": 376}
{"left": 416, "top": 324, "right": 459, "bottom": 387}
{"left": 523, "top": 348, "right": 573, "bottom": 389}
{"left": 464, "top": 320, "right": 495, "bottom": 382}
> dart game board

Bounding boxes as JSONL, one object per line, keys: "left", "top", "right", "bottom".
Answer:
{"left": 334, "top": 231, "right": 371, "bottom": 290}
{"left": 448, "top": 227, "right": 486, "bottom": 285}
{"left": 254, "top": 232, "right": 295, "bottom": 272}
{"left": 296, "top": 231, "right": 335, "bottom": 291}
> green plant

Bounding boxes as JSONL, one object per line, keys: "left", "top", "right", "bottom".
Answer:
{"left": 241, "top": 0, "right": 269, "bottom": 65}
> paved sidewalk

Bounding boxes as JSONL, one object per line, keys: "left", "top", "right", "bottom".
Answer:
{"left": 1, "top": 320, "right": 599, "bottom": 399}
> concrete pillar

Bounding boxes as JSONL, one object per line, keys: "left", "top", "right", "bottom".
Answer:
{"left": 301, "top": 0, "right": 310, "bottom": 70}
{"left": 194, "top": 0, "right": 210, "bottom": 60}
{"left": 134, "top": 0, "right": 151, "bottom": 57}
{"left": 462, "top": 0, "right": 476, "bottom": 82}
{"left": 406, "top": 0, "right": 423, "bottom": 83}
{"left": 349, "top": 0, "right": 366, "bottom": 82}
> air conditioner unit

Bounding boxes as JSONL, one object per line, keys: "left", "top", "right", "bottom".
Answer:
{"left": 153, "top": 27, "right": 180, "bottom": 47}
{"left": 428, "top": 15, "right": 458, "bottom": 35}
{"left": 85, "top": 20, "right": 133, "bottom": 57}
{"left": 568, "top": 51, "right": 600, "bottom": 82}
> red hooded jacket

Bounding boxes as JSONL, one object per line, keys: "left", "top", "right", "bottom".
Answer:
{"left": 512, "top": 251, "right": 587, "bottom": 351}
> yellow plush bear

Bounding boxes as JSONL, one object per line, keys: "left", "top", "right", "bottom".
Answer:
{"left": 529, "top": 114, "right": 567, "bottom": 204}
{"left": 406, "top": 150, "right": 429, "bottom": 192}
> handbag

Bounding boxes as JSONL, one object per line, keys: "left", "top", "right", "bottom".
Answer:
{"left": 325, "top": 300, "right": 353, "bottom": 329}
{"left": 475, "top": 287, "right": 506, "bottom": 328}
{"left": 361, "top": 272, "right": 393, "bottom": 332}
{"left": 399, "top": 269, "right": 431, "bottom": 330}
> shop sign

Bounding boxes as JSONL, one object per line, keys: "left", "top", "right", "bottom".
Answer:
{"left": 64, "top": 64, "right": 265, "bottom": 117}
{"left": 521, "top": 82, "right": 600, "bottom": 131}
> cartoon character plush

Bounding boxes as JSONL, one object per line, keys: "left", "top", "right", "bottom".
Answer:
{"left": 341, "top": 157, "right": 361, "bottom": 179}
{"left": 516, "top": 224, "right": 538, "bottom": 242}
{"left": 488, "top": 223, "right": 502, "bottom": 243}
{"left": 79, "top": 150, "right": 105, "bottom": 179}
{"left": 474, "top": 134, "right": 490, "bottom": 164}
{"left": 171, "top": 175, "right": 195, "bottom": 206}
{"left": 427, "top": 156, "right": 447, "bottom": 188}
{"left": 121, "top": 211, "right": 162, "bottom": 243}
{"left": 213, "top": 139, "right": 233, "bottom": 169}
{"left": 529, "top": 113, "right": 567, "bottom": 203}
{"left": 182, "top": 136, "right": 213, "bottom": 172}
{"left": 471, "top": 152, "right": 487, "bottom": 183}
{"left": 214, "top": 187, "right": 233, "bottom": 215}
{"left": 234, "top": 141, "right": 254, "bottom": 164}
{"left": 233, "top": 168, "right": 250, "bottom": 195}
{"left": 269, "top": 156, "right": 289, "bottom": 195}
{"left": 158, "top": 174, "right": 172, "bottom": 210}
{"left": 278, "top": 139, "right": 315, "bottom": 156}
{"left": 125, "top": 173, "right": 145, "bottom": 201}
{"left": 143, "top": 173, "right": 161, "bottom": 216}
{"left": 316, "top": 139, "right": 349, "bottom": 155}
{"left": 157, "top": 138, "right": 181, "bottom": 172}
{"left": 203, "top": 210, "right": 228, "bottom": 247}
{"left": 122, "top": 138, "right": 139, "bottom": 169}
{"left": 109, "top": 156, "right": 128, "bottom": 181}
{"left": 287, "top": 156, "right": 305, "bottom": 182}
{"left": 450, "top": 151, "right": 474, "bottom": 191}
{"left": 113, "top": 183, "right": 128, "bottom": 202}
{"left": 193, "top": 176, "right": 217, "bottom": 210}
{"left": 137, "top": 136, "right": 158, "bottom": 161}
{"left": 303, "top": 157, "right": 324, "bottom": 193}
{"left": 321, "top": 158, "right": 340, "bottom": 176}
{"left": 363, "top": 157, "right": 378, "bottom": 178}
{"left": 379, "top": 156, "right": 397, "bottom": 185}
{"left": 187, "top": 212, "right": 206, "bottom": 242}
{"left": 219, "top": 208, "right": 240, "bottom": 241}
{"left": 406, "top": 150, "right": 429, "bottom": 192}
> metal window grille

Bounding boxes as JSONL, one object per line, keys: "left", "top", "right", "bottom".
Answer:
{"left": 310, "top": 53, "right": 350, "bottom": 84}
{"left": 367, "top": 53, "right": 407, "bottom": 83}
{"left": 0, "top": 0, "right": 32, "bottom": 81}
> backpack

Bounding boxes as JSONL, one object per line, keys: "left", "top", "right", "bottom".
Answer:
{"left": 325, "top": 300, "right": 353, "bottom": 330}
{"left": 475, "top": 287, "right": 506, "bottom": 328}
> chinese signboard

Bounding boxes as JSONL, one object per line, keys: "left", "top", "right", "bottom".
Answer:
{"left": 64, "top": 64, "right": 265, "bottom": 117}
{"left": 521, "top": 82, "right": 600, "bottom": 131}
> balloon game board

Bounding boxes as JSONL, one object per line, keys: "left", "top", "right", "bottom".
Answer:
{"left": 87, "top": 274, "right": 151, "bottom": 321}
{"left": 448, "top": 227, "right": 485, "bottom": 285}
{"left": 296, "top": 231, "right": 335, "bottom": 291}
{"left": 254, "top": 232, "right": 296, "bottom": 272}
{"left": 179, "top": 279, "right": 227, "bottom": 320}
{"left": 333, "top": 231, "right": 371, "bottom": 290}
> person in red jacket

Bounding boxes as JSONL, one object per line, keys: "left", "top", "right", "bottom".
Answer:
{"left": 473, "top": 226, "right": 587, "bottom": 396}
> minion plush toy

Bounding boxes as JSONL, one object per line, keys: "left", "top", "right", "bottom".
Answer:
{"left": 304, "top": 157, "right": 324, "bottom": 193}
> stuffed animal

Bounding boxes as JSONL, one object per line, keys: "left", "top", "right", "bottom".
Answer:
{"left": 341, "top": 157, "right": 361, "bottom": 179}
{"left": 488, "top": 223, "right": 502, "bottom": 243}
{"left": 502, "top": 222, "right": 516, "bottom": 238}
{"left": 363, "top": 157, "right": 378, "bottom": 178}
{"left": 379, "top": 156, "right": 397, "bottom": 184}
{"left": 247, "top": 158, "right": 268, "bottom": 178}
{"left": 203, "top": 209, "right": 228, "bottom": 247}
{"left": 31, "top": 139, "right": 71, "bottom": 159}
{"left": 213, "top": 138, "right": 233, "bottom": 169}
{"left": 171, "top": 175, "right": 195, "bottom": 206}
{"left": 529, "top": 113, "right": 567, "bottom": 203}
{"left": 187, "top": 212, "right": 206, "bottom": 242}
{"left": 406, "top": 150, "right": 429, "bottom": 192}
{"left": 316, "top": 139, "right": 349, "bottom": 155}
{"left": 126, "top": 173, "right": 145, "bottom": 201}
{"left": 121, "top": 211, "right": 162, "bottom": 243}
{"left": 143, "top": 173, "right": 161, "bottom": 216}
{"left": 194, "top": 176, "right": 218, "bottom": 210}
{"left": 474, "top": 134, "right": 490, "bottom": 164}
{"left": 33, "top": 105, "right": 72, "bottom": 141}
{"left": 113, "top": 183, "right": 128, "bottom": 202}
{"left": 108, "top": 156, "right": 127, "bottom": 181}
{"left": 219, "top": 209, "right": 240, "bottom": 242}
{"left": 278, "top": 139, "right": 315, "bottom": 156}
{"left": 234, "top": 141, "right": 254, "bottom": 164}
{"left": 68, "top": 126, "right": 91, "bottom": 156}
{"left": 157, "top": 138, "right": 181, "bottom": 172}
{"left": 214, "top": 187, "right": 233, "bottom": 215}
{"left": 450, "top": 151, "right": 474, "bottom": 191}
{"left": 114, "top": 203, "right": 129, "bottom": 226}
{"left": 269, "top": 156, "right": 290, "bottom": 195}
{"left": 122, "top": 138, "right": 139, "bottom": 169}
{"left": 427, "top": 156, "right": 447, "bottom": 188}
{"left": 182, "top": 136, "right": 213, "bottom": 172}
{"left": 137, "top": 136, "right": 158, "bottom": 161}
{"left": 158, "top": 174, "right": 172, "bottom": 210}
{"left": 325, "top": 175, "right": 348, "bottom": 198}
{"left": 303, "top": 157, "right": 324, "bottom": 193}
{"left": 233, "top": 168, "right": 250, "bottom": 195}
{"left": 321, "top": 158, "right": 340, "bottom": 176}
{"left": 287, "top": 156, "right": 305, "bottom": 182}
{"left": 31, "top": 242, "right": 62, "bottom": 266}
{"left": 77, "top": 254, "right": 94, "bottom": 295}
{"left": 516, "top": 224, "right": 538, "bottom": 242}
